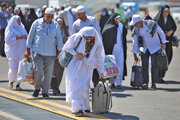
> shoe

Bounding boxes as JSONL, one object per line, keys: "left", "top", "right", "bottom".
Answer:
{"left": 142, "top": 84, "right": 148, "bottom": 89}
{"left": 116, "top": 85, "right": 122, "bottom": 89}
{"left": 84, "top": 110, "right": 90, "bottom": 113}
{"left": 111, "top": 83, "right": 116, "bottom": 88}
{"left": 8, "top": 82, "right": 13, "bottom": 89}
{"left": 75, "top": 110, "right": 83, "bottom": 117}
{"left": 32, "top": 89, "right": 40, "bottom": 97}
{"left": 151, "top": 84, "right": 157, "bottom": 89}
{"left": 53, "top": 90, "right": 61, "bottom": 96}
{"left": 53, "top": 92, "right": 61, "bottom": 96}
{"left": 16, "top": 85, "right": 22, "bottom": 91}
{"left": 42, "top": 93, "right": 49, "bottom": 98}
{"left": 159, "top": 79, "right": 166, "bottom": 83}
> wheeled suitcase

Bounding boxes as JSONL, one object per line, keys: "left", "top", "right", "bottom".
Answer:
{"left": 130, "top": 62, "right": 144, "bottom": 88}
{"left": 92, "top": 79, "right": 112, "bottom": 113}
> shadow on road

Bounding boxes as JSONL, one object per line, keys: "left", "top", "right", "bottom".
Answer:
{"left": 112, "top": 93, "right": 133, "bottom": 98}
{"left": 20, "top": 89, "right": 34, "bottom": 92}
{"left": 100, "top": 112, "right": 139, "bottom": 120}
{"left": 164, "top": 80, "right": 180, "bottom": 85}
{"left": 28, "top": 97, "right": 66, "bottom": 101}
{"left": 0, "top": 80, "right": 8, "bottom": 83}
{"left": 156, "top": 88, "right": 180, "bottom": 92}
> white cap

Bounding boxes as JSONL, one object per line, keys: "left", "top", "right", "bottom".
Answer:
{"left": 45, "top": 8, "right": 55, "bottom": 15}
{"left": 76, "top": 5, "right": 85, "bottom": 13}
{"left": 129, "top": 14, "right": 142, "bottom": 26}
{"left": 14, "top": 8, "right": 20, "bottom": 13}
{"left": 42, "top": 5, "right": 47, "bottom": 9}
{"left": 67, "top": 6, "right": 72, "bottom": 10}
{"left": 114, "top": 15, "right": 120, "bottom": 20}
{"left": 57, "top": 18, "right": 63, "bottom": 22}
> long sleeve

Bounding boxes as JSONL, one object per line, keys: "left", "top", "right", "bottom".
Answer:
{"left": 70, "top": 23, "right": 77, "bottom": 36}
{"left": 56, "top": 24, "right": 63, "bottom": 51}
{"left": 132, "top": 34, "right": 139, "bottom": 54}
{"left": 171, "top": 17, "right": 177, "bottom": 36}
{"left": 5, "top": 30, "right": 17, "bottom": 46}
{"left": 0, "top": 11, "right": 9, "bottom": 19}
{"left": 157, "top": 25, "right": 166, "bottom": 44}
{"left": 26, "top": 21, "right": 36, "bottom": 48}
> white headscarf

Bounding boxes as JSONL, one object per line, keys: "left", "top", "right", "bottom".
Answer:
{"left": 5, "top": 15, "right": 27, "bottom": 40}
{"left": 63, "top": 26, "right": 105, "bottom": 71}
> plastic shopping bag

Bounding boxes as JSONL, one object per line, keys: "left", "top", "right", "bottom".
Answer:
{"left": 17, "top": 58, "right": 34, "bottom": 85}
{"left": 104, "top": 55, "right": 120, "bottom": 79}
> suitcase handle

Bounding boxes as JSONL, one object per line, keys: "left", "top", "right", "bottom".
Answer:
{"left": 100, "top": 79, "right": 112, "bottom": 113}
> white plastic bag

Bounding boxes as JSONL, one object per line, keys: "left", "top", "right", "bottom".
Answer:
{"left": 17, "top": 58, "right": 34, "bottom": 84}
{"left": 104, "top": 55, "right": 120, "bottom": 79}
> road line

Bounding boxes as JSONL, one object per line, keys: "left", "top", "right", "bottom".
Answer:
{"left": 0, "top": 88, "right": 112, "bottom": 119}
{"left": 0, "top": 110, "right": 23, "bottom": 120}
{"left": 0, "top": 92, "right": 88, "bottom": 120}
{"left": 0, "top": 88, "right": 112, "bottom": 120}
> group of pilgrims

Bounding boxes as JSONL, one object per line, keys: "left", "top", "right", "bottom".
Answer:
{"left": 1, "top": 3, "right": 177, "bottom": 117}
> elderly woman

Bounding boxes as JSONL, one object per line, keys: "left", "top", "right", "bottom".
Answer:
{"left": 154, "top": 5, "right": 177, "bottom": 83}
{"left": 14, "top": 8, "right": 26, "bottom": 25}
{"left": 5, "top": 15, "right": 27, "bottom": 90}
{"left": 64, "top": 27, "right": 105, "bottom": 117}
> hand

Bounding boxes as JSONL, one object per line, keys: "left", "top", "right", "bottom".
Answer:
{"left": 22, "top": 35, "right": 27, "bottom": 39}
{"left": 99, "top": 73, "right": 104, "bottom": 79}
{"left": 16, "top": 36, "right": 23, "bottom": 40}
{"left": 162, "top": 43, "right": 166, "bottom": 50}
{"left": 75, "top": 53, "right": 83, "bottom": 60}
{"left": 166, "top": 31, "right": 172, "bottom": 37}
{"left": 134, "top": 54, "right": 139, "bottom": 62}
{"left": 24, "top": 48, "right": 31, "bottom": 58}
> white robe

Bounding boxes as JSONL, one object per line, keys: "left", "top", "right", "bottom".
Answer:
{"left": 63, "top": 27, "right": 105, "bottom": 112}
{"left": 4, "top": 15, "right": 27, "bottom": 84}
{"left": 112, "top": 23, "right": 124, "bottom": 86}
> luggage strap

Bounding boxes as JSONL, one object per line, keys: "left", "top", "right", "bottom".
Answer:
{"left": 101, "top": 79, "right": 112, "bottom": 112}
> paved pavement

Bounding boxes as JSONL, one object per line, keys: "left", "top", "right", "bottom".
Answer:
{"left": 0, "top": 22, "right": 180, "bottom": 120}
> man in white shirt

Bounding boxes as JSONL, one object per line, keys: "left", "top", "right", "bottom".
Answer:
{"left": 71, "top": 5, "right": 101, "bottom": 36}
{"left": 130, "top": 14, "right": 166, "bottom": 89}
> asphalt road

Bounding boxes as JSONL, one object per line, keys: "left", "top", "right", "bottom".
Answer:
{"left": 0, "top": 22, "right": 180, "bottom": 120}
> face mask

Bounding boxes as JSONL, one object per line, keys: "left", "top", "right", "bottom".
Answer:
{"left": 102, "top": 11, "right": 106, "bottom": 16}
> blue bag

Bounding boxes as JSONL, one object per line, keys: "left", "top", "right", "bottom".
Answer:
{"left": 58, "top": 37, "right": 82, "bottom": 68}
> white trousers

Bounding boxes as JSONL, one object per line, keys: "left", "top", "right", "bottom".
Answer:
{"left": 112, "top": 44, "right": 124, "bottom": 86}
{"left": 71, "top": 89, "right": 90, "bottom": 113}
{"left": 8, "top": 59, "right": 21, "bottom": 85}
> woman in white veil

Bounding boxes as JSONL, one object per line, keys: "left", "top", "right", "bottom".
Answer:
{"left": 63, "top": 26, "right": 105, "bottom": 117}
{"left": 5, "top": 15, "right": 27, "bottom": 90}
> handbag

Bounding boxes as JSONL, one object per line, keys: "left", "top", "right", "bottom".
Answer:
{"left": 130, "top": 61, "right": 144, "bottom": 88}
{"left": 104, "top": 55, "right": 120, "bottom": 79}
{"left": 17, "top": 58, "right": 34, "bottom": 84}
{"left": 156, "top": 49, "right": 168, "bottom": 71}
{"left": 172, "top": 36, "right": 179, "bottom": 48}
{"left": 58, "top": 37, "right": 82, "bottom": 68}
{"left": 92, "top": 79, "right": 112, "bottom": 113}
